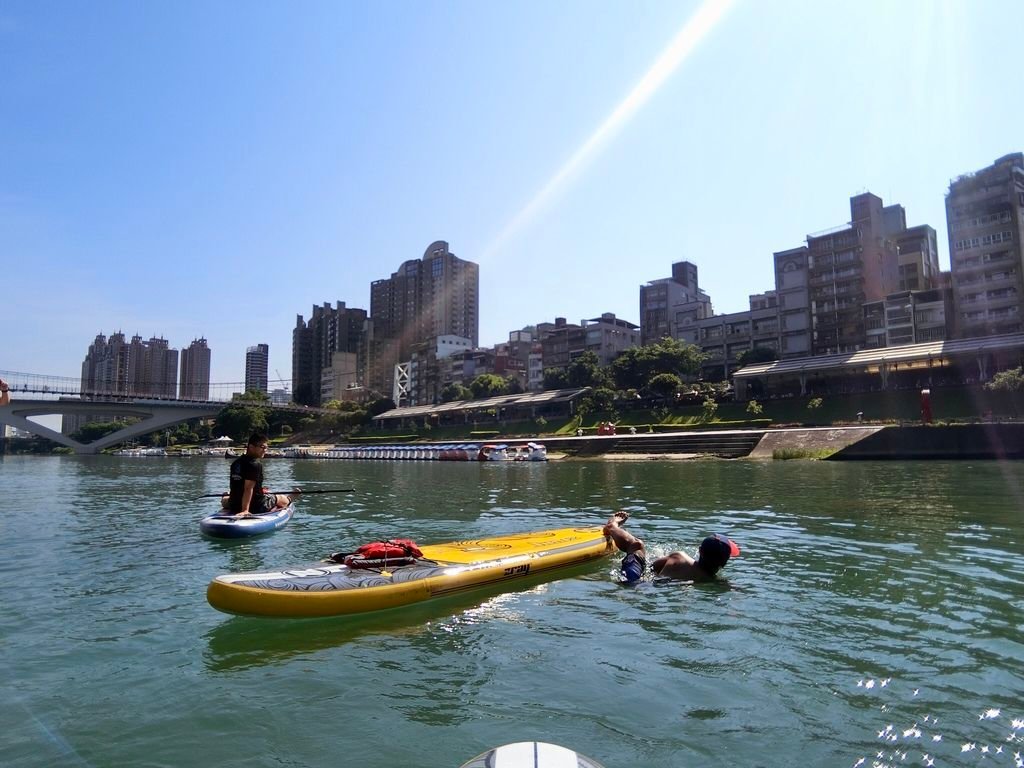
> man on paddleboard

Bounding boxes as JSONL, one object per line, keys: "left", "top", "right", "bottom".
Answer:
{"left": 602, "top": 511, "right": 739, "bottom": 583}
{"left": 227, "top": 432, "right": 300, "bottom": 517}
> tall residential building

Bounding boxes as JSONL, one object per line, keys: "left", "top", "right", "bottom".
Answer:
{"left": 805, "top": 193, "right": 903, "bottom": 356}
{"left": 639, "top": 260, "right": 712, "bottom": 345}
{"left": 946, "top": 152, "right": 1024, "bottom": 338}
{"left": 369, "top": 241, "right": 479, "bottom": 396}
{"left": 581, "top": 313, "right": 641, "bottom": 366}
{"left": 245, "top": 343, "right": 269, "bottom": 394}
{"left": 773, "top": 246, "right": 811, "bottom": 358}
{"left": 895, "top": 225, "right": 940, "bottom": 292}
{"left": 68, "top": 332, "right": 178, "bottom": 433}
{"left": 292, "top": 301, "right": 369, "bottom": 406}
{"left": 537, "top": 317, "right": 584, "bottom": 372}
{"left": 79, "top": 332, "right": 178, "bottom": 397}
{"left": 179, "top": 338, "right": 211, "bottom": 400}
{"left": 320, "top": 350, "right": 360, "bottom": 403}
{"left": 863, "top": 286, "right": 952, "bottom": 349}
{"left": 677, "top": 292, "right": 779, "bottom": 380}
{"left": 407, "top": 335, "right": 473, "bottom": 406}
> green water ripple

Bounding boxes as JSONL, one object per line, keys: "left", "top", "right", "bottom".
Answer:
{"left": 2, "top": 456, "right": 1023, "bottom": 767}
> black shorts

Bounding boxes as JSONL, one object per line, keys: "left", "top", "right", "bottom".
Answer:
{"left": 254, "top": 495, "right": 278, "bottom": 514}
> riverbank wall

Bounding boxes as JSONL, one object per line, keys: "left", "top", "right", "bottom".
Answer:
{"left": 531, "top": 422, "right": 1023, "bottom": 460}
{"left": 828, "top": 422, "right": 1024, "bottom": 460}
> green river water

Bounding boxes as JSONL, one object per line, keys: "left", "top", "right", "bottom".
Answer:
{"left": 1, "top": 455, "right": 1022, "bottom": 767}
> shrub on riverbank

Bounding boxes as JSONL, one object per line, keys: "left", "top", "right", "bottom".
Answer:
{"left": 772, "top": 447, "right": 837, "bottom": 460}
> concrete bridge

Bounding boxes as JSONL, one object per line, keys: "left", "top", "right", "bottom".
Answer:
{"left": 0, "top": 398, "right": 223, "bottom": 454}
{"left": 0, "top": 370, "right": 333, "bottom": 454}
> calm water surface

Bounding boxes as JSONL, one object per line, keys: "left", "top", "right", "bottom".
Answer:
{"left": 1, "top": 455, "right": 1022, "bottom": 767}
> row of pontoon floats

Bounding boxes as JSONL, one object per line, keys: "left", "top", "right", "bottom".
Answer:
{"left": 281, "top": 442, "right": 548, "bottom": 461}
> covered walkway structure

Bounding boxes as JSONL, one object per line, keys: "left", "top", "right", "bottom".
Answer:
{"left": 732, "top": 333, "right": 1024, "bottom": 400}
{"left": 373, "top": 388, "right": 591, "bottom": 430}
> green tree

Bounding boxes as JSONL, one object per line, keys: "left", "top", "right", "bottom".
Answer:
{"left": 611, "top": 337, "right": 706, "bottom": 391}
{"left": 648, "top": 372, "right": 683, "bottom": 402}
{"left": 214, "top": 402, "right": 269, "bottom": 442}
{"left": 368, "top": 397, "right": 396, "bottom": 417}
{"left": 701, "top": 396, "right": 719, "bottom": 420}
{"left": 504, "top": 375, "right": 525, "bottom": 395}
{"left": 588, "top": 386, "right": 616, "bottom": 412}
{"left": 543, "top": 367, "right": 569, "bottom": 390}
{"left": 736, "top": 347, "right": 779, "bottom": 367}
{"left": 984, "top": 367, "right": 1024, "bottom": 392}
{"left": 469, "top": 373, "right": 507, "bottom": 399}
{"left": 171, "top": 422, "right": 200, "bottom": 444}
{"left": 234, "top": 390, "right": 271, "bottom": 405}
{"left": 71, "top": 419, "right": 135, "bottom": 444}
{"left": 441, "top": 382, "right": 472, "bottom": 402}
{"left": 564, "top": 351, "right": 611, "bottom": 389}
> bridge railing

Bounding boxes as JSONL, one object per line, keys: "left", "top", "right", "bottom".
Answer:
{"left": 0, "top": 370, "right": 294, "bottom": 405}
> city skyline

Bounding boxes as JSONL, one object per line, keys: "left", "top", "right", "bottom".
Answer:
{"left": 3, "top": 1, "right": 1022, "bottom": 384}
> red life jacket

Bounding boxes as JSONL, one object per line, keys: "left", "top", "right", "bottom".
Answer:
{"left": 331, "top": 538, "right": 424, "bottom": 569}
{"left": 354, "top": 538, "right": 423, "bottom": 559}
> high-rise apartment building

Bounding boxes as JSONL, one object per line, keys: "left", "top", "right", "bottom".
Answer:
{"left": 369, "top": 241, "right": 479, "bottom": 396}
{"left": 806, "top": 193, "right": 903, "bottom": 356}
{"left": 773, "top": 246, "right": 811, "bottom": 358}
{"left": 895, "top": 225, "right": 940, "bottom": 292}
{"left": 79, "top": 332, "right": 178, "bottom": 397}
{"left": 639, "top": 260, "right": 712, "bottom": 345}
{"left": 946, "top": 152, "right": 1024, "bottom": 338}
{"left": 292, "top": 302, "right": 369, "bottom": 406}
{"left": 245, "top": 343, "right": 269, "bottom": 394}
{"left": 407, "top": 335, "right": 473, "bottom": 406}
{"left": 68, "top": 332, "right": 178, "bottom": 433}
{"left": 179, "top": 338, "right": 211, "bottom": 400}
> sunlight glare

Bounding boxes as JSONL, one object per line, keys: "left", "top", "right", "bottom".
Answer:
{"left": 482, "top": 0, "right": 736, "bottom": 260}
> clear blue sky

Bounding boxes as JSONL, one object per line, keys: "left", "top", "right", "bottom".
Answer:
{"left": 3, "top": 0, "right": 1022, "bottom": 387}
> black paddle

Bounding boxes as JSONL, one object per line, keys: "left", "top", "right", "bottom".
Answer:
{"left": 192, "top": 487, "right": 355, "bottom": 501}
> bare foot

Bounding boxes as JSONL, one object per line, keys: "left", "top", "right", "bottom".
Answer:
{"left": 603, "top": 511, "right": 630, "bottom": 534}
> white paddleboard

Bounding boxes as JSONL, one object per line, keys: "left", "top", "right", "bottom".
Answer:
{"left": 458, "top": 741, "right": 606, "bottom": 768}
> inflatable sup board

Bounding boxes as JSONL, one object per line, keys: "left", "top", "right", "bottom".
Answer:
{"left": 207, "top": 526, "right": 612, "bottom": 618}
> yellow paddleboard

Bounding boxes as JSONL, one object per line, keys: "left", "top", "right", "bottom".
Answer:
{"left": 207, "top": 527, "right": 613, "bottom": 618}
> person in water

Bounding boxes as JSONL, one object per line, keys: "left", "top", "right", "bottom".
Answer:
{"left": 602, "top": 511, "right": 739, "bottom": 582}
{"left": 226, "top": 432, "right": 300, "bottom": 517}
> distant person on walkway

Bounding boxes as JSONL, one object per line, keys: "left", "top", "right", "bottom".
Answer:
{"left": 0, "top": 378, "right": 10, "bottom": 406}
{"left": 226, "top": 432, "right": 300, "bottom": 517}
{"left": 602, "top": 511, "right": 739, "bottom": 583}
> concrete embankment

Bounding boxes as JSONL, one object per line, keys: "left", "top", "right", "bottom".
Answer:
{"left": 828, "top": 422, "right": 1024, "bottom": 460}
{"left": 746, "top": 426, "right": 884, "bottom": 459}
{"left": 535, "top": 422, "right": 1023, "bottom": 460}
